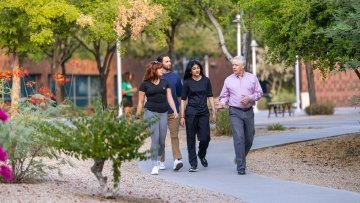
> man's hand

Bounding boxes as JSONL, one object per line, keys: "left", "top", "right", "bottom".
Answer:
{"left": 240, "top": 95, "right": 251, "bottom": 105}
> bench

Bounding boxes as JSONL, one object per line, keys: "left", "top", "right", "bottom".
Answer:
{"left": 267, "top": 101, "right": 293, "bottom": 118}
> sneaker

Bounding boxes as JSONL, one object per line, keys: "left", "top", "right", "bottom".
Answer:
{"left": 151, "top": 166, "right": 159, "bottom": 175}
{"left": 238, "top": 169, "right": 246, "bottom": 175}
{"left": 158, "top": 161, "right": 166, "bottom": 170}
{"left": 198, "top": 155, "right": 208, "bottom": 167}
{"left": 173, "top": 159, "right": 183, "bottom": 171}
{"left": 188, "top": 166, "right": 199, "bottom": 172}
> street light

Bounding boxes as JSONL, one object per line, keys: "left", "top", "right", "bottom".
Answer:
{"left": 232, "top": 14, "right": 241, "bottom": 56}
{"left": 251, "top": 40, "right": 258, "bottom": 112}
{"left": 295, "top": 55, "right": 301, "bottom": 112}
{"left": 116, "top": 40, "right": 123, "bottom": 117}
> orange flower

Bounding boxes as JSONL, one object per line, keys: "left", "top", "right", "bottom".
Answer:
{"left": 52, "top": 73, "right": 69, "bottom": 85}
{"left": 38, "top": 87, "right": 54, "bottom": 99}
{"left": 25, "top": 81, "right": 36, "bottom": 88}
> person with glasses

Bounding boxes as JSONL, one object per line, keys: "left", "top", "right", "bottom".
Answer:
{"left": 156, "top": 54, "right": 184, "bottom": 171}
{"left": 180, "top": 60, "right": 216, "bottom": 172}
{"left": 136, "top": 61, "right": 179, "bottom": 175}
{"left": 216, "top": 56, "right": 263, "bottom": 175}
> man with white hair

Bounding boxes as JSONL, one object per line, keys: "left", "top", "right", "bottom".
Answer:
{"left": 216, "top": 56, "right": 263, "bottom": 175}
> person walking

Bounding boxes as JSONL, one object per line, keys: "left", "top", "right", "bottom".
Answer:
{"left": 156, "top": 54, "right": 184, "bottom": 171}
{"left": 136, "top": 61, "right": 179, "bottom": 175}
{"left": 216, "top": 56, "right": 263, "bottom": 175}
{"left": 122, "top": 72, "right": 137, "bottom": 117}
{"left": 180, "top": 60, "right": 216, "bottom": 172}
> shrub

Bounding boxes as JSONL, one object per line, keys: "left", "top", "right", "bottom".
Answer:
{"left": 216, "top": 109, "right": 232, "bottom": 136}
{"left": 0, "top": 101, "right": 67, "bottom": 183}
{"left": 305, "top": 102, "right": 334, "bottom": 115}
{"left": 267, "top": 123, "right": 286, "bottom": 131}
{"left": 257, "top": 97, "right": 269, "bottom": 110}
{"left": 35, "top": 100, "right": 155, "bottom": 197}
{"left": 270, "top": 90, "right": 296, "bottom": 103}
{"left": 349, "top": 95, "right": 360, "bottom": 107}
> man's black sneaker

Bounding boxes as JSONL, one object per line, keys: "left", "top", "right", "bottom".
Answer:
{"left": 188, "top": 166, "right": 199, "bottom": 172}
{"left": 238, "top": 169, "right": 246, "bottom": 175}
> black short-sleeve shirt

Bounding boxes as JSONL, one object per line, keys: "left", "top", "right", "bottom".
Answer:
{"left": 181, "top": 76, "right": 213, "bottom": 115}
{"left": 139, "top": 79, "right": 169, "bottom": 113}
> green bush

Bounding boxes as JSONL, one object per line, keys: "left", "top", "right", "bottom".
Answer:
{"left": 305, "top": 102, "right": 334, "bottom": 115}
{"left": 36, "top": 100, "right": 155, "bottom": 195}
{"left": 0, "top": 101, "right": 67, "bottom": 183}
{"left": 216, "top": 109, "right": 232, "bottom": 136}
{"left": 271, "top": 90, "right": 296, "bottom": 103}
{"left": 257, "top": 97, "right": 270, "bottom": 110}
{"left": 267, "top": 123, "right": 286, "bottom": 131}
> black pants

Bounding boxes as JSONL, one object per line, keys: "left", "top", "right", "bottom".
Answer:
{"left": 185, "top": 113, "right": 211, "bottom": 167}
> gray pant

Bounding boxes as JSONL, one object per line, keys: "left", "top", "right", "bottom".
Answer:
{"left": 144, "top": 110, "right": 168, "bottom": 163}
{"left": 229, "top": 107, "right": 255, "bottom": 171}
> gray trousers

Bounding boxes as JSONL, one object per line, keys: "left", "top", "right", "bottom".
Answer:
{"left": 229, "top": 107, "right": 255, "bottom": 171}
{"left": 144, "top": 110, "right": 168, "bottom": 164}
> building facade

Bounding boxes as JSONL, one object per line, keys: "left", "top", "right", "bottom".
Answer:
{"left": 1, "top": 51, "right": 358, "bottom": 108}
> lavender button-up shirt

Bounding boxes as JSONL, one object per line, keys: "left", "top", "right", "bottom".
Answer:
{"left": 219, "top": 72, "right": 263, "bottom": 108}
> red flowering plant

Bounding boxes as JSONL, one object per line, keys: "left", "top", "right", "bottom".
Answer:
{"left": 0, "top": 69, "right": 70, "bottom": 182}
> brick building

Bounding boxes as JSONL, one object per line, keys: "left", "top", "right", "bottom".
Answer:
{"left": 0, "top": 51, "right": 358, "bottom": 108}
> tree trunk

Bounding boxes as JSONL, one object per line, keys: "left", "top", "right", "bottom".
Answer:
{"left": 203, "top": 6, "right": 233, "bottom": 62}
{"left": 91, "top": 158, "right": 114, "bottom": 197}
{"left": 244, "top": 31, "right": 252, "bottom": 71}
{"left": 354, "top": 69, "right": 360, "bottom": 80}
{"left": 166, "top": 22, "right": 177, "bottom": 58}
{"left": 305, "top": 61, "right": 317, "bottom": 105}
{"left": 10, "top": 54, "right": 20, "bottom": 117}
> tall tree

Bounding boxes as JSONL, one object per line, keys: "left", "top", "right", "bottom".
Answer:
{"left": 241, "top": 0, "right": 338, "bottom": 105}
{"left": 73, "top": 0, "right": 164, "bottom": 108}
{"left": 319, "top": 0, "right": 360, "bottom": 79}
{"left": 0, "top": 0, "right": 78, "bottom": 114}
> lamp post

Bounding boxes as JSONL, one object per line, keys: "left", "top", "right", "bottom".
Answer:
{"left": 232, "top": 14, "right": 241, "bottom": 56}
{"left": 295, "top": 55, "right": 301, "bottom": 112}
{"left": 251, "top": 40, "right": 258, "bottom": 112}
{"left": 116, "top": 40, "right": 123, "bottom": 117}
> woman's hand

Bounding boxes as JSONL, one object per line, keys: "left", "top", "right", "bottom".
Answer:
{"left": 173, "top": 112, "right": 179, "bottom": 119}
{"left": 211, "top": 111, "right": 216, "bottom": 123}
{"left": 215, "top": 103, "right": 224, "bottom": 109}
{"left": 180, "top": 117, "right": 185, "bottom": 127}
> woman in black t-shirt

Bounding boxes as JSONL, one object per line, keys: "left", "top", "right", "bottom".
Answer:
{"left": 180, "top": 60, "right": 216, "bottom": 172}
{"left": 136, "top": 61, "right": 179, "bottom": 175}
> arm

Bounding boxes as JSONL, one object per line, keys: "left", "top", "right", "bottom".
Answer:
{"left": 180, "top": 99, "right": 186, "bottom": 126}
{"left": 208, "top": 96, "right": 216, "bottom": 123}
{"left": 136, "top": 91, "right": 145, "bottom": 115}
{"left": 216, "top": 79, "right": 229, "bottom": 109}
{"left": 241, "top": 77, "right": 263, "bottom": 105}
{"left": 166, "top": 88, "right": 178, "bottom": 118}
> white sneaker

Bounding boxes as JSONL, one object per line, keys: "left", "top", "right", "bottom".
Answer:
{"left": 151, "top": 166, "right": 159, "bottom": 175}
{"left": 173, "top": 159, "right": 183, "bottom": 171}
{"left": 158, "top": 161, "right": 166, "bottom": 170}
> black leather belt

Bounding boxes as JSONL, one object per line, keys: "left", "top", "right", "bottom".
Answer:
{"left": 231, "top": 106, "right": 253, "bottom": 112}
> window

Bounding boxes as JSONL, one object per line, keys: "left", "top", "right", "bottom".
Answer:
{"left": 49, "top": 75, "right": 100, "bottom": 107}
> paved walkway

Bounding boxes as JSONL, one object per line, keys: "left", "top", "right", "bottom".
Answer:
{"left": 139, "top": 107, "right": 360, "bottom": 203}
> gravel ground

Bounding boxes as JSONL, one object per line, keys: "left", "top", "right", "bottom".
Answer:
{"left": 1, "top": 128, "right": 358, "bottom": 202}
{"left": 248, "top": 132, "right": 360, "bottom": 193}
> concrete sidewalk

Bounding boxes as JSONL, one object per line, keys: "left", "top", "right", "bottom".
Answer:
{"left": 139, "top": 108, "right": 360, "bottom": 203}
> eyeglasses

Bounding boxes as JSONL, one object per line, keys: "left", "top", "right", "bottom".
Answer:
{"left": 151, "top": 61, "right": 161, "bottom": 64}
